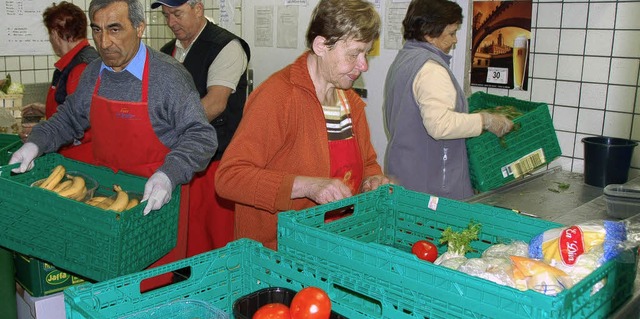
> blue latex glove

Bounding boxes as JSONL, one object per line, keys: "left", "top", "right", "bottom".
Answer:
{"left": 8, "top": 142, "right": 39, "bottom": 173}
{"left": 142, "top": 171, "right": 173, "bottom": 215}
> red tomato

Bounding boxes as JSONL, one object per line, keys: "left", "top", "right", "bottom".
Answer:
{"left": 290, "top": 287, "right": 332, "bottom": 319}
{"left": 252, "top": 303, "right": 291, "bottom": 319}
{"left": 412, "top": 240, "right": 438, "bottom": 263}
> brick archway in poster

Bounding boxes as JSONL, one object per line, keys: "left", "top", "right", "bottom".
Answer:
{"left": 472, "top": 1, "right": 532, "bottom": 55}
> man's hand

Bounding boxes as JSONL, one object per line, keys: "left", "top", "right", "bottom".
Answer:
{"left": 142, "top": 171, "right": 173, "bottom": 215}
{"left": 292, "top": 176, "right": 352, "bottom": 205}
{"left": 361, "top": 175, "right": 392, "bottom": 192}
{"left": 8, "top": 142, "right": 39, "bottom": 173}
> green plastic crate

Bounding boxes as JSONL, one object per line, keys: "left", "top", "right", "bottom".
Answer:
{"left": 0, "top": 133, "right": 21, "bottom": 165}
{"left": 278, "top": 185, "right": 637, "bottom": 319}
{"left": 466, "top": 92, "right": 561, "bottom": 192}
{"left": 65, "top": 239, "right": 386, "bottom": 319}
{"left": 14, "top": 252, "right": 86, "bottom": 297}
{"left": 0, "top": 153, "right": 180, "bottom": 282}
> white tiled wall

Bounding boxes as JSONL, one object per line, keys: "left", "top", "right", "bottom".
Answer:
{"left": 0, "top": 0, "right": 242, "bottom": 89}
{"left": 2, "top": 0, "right": 638, "bottom": 179}
{"left": 472, "top": 0, "right": 640, "bottom": 179}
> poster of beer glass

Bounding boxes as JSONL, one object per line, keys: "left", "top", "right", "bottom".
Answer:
{"left": 470, "top": 0, "right": 532, "bottom": 90}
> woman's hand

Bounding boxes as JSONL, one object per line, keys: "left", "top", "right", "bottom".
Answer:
{"left": 480, "top": 112, "right": 514, "bottom": 137}
{"left": 361, "top": 175, "right": 392, "bottom": 192}
{"left": 292, "top": 176, "right": 352, "bottom": 204}
{"left": 19, "top": 103, "right": 45, "bottom": 142}
{"left": 21, "top": 103, "right": 46, "bottom": 117}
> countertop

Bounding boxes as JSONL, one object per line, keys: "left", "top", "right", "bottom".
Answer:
{"left": 467, "top": 168, "right": 640, "bottom": 319}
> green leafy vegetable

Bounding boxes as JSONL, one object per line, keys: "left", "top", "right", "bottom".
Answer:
{"left": 440, "top": 221, "right": 482, "bottom": 256}
{"left": 0, "top": 74, "right": 11, "bottom": 94}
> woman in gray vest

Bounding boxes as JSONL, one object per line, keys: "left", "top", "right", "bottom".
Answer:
{"left": 384, "top": 0, "right": 513, "bottom": 200}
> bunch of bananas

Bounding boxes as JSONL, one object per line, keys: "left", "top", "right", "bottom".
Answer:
{"left": 38, "top": 165, "right": 88, "bottom": 201}
{"left": 37, "top": 164, "right": 140, "bottom": 212}
{"left": 85, "top": 185, "right": 140, "bottom": 212}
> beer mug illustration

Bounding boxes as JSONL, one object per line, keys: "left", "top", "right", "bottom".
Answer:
{"left": 512, "top": 36, "right": 528, "bottom": 90}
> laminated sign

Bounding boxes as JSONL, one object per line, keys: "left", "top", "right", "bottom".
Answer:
{"left": 470, "top": 0, "right": 532, "bottom": 91}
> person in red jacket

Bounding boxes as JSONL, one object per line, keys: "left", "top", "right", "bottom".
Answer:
{"left": 215, "top": 0, "right": 391, "bottom": 250}
{"left": 20, "top": 1, "right": 99, "bottom": 164}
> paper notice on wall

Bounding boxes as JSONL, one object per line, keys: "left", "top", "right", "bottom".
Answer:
{"left": 1, "top": 0, "right": 53, "bottom": 56}
{"left": 284, "top": 0, "right": 308, "bottom": 5}
{"left": 384, "top": 0, "right": 409, "bottom": 50}
{"left": 277, "top": 5, "right": 298, "bottom": 49}
{"left": 255, "top": 6, "right": 274, "bottom": 47}
{"left": 219, "top": 0, "right": 235, "bottom": 31}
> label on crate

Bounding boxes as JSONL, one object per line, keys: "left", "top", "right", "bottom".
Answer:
{"left": 427, "top": 195, "right": 439, "bottom": 210}
{"left": 501, "top": 148, "right": 546, "bottom": 178}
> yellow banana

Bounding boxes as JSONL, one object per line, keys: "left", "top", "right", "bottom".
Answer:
{"left": 40, "top": 165, "right": 65, "bottom": 190}
{"left": 126, "top": 198, "right": 140, "bottom": 210}
{"left": 85, "top": 196, "right": 114, "bottom": 209}
{"left": 57, "top": 175, "right": 86, "bottom": 198}
{"left": 106, "top": 185, "right": 129, "bottom": 212}
{"left": 97, "top": 199, "right": 114, "bottom": 209}
{"left": 85, "top": 196, "right": 109, "bottom": 206}
{"left": 71, "top": 186, "right": 88, "bottom": 201}
{"left": 52, "top": 180, "right": 73, "bottom": 193}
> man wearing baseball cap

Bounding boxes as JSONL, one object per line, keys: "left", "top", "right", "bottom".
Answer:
{"left": 151, "top": 0, "right": 250, "bottom": 254}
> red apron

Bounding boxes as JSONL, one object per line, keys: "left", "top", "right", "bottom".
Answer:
{"left": 187, "top": 160, "right": 235, "bottom": 255}
{"left": 326, "top": 90, "right": 364, "bottom": 222}
{"left": 168, "top": 49, "right": 235, "bottom": 253}
{"left": 89, "top": 52, "right": 189, "bottom": 291}
{"left": 46, "top": 73, "right": 94, "bottom": 164}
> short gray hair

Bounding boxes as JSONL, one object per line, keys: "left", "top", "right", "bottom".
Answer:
{"left": 89, "top": 0, "right": 145, "bottom": 28}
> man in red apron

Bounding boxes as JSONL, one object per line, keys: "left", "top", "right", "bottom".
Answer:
{"left": 10, "top": 0, "right": 217, "bottom": 291}
{"left": 152, "top": 0, "right": 251, "bottom": 253}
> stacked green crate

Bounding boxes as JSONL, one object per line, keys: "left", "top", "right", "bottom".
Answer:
{"left": 14, "top": 253, "right": 86, "bottom": 296}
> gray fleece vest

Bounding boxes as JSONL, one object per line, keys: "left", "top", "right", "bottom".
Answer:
{"left": 383, "top": 40, "right": 473, "bottom": 199}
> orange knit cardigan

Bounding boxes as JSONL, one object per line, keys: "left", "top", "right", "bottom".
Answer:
{"left": 215, "top": 51, "right": 383, "bottom": 250}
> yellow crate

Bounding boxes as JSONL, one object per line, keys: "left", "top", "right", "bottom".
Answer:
{"left": 1, "top": 94, "right": 23, "bottom": 119}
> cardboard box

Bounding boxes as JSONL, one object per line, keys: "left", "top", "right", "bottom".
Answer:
{"left": 16, "top": 290, "right": 65, "bottom": 319}
{"left": 14, "top": 253, "right": 85, "bottom": 297}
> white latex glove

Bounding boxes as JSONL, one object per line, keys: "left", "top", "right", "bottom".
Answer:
{"left": 480, "top": 112, "right": 514, "bottom": 137}
{"left": 142, "top": 171, "right": 173, "bottom": 215}
{"left": 8, "top": 142, "right": 39, "bottom": 173}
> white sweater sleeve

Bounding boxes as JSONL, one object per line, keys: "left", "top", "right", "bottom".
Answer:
{"left": 413, "top": 60, "right": 483, "bottom": 140}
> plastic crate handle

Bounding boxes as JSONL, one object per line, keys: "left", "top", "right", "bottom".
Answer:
{"left": 312, "top": 185, "right": 394, "bottom": 224}
{"left": 0, "top": 163, "right": 19, "bottom": 176}
{"left": 331, "top": 282, "right": 384, "bottom": 317}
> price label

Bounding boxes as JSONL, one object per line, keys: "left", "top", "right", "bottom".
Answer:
{"left": 486, "top": 67, "right": 509, "bottom": 85}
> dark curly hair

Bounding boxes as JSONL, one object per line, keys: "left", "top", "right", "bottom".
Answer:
{"left": 43, "top": 1, "right": 88, "bottom": 41}
{"left": 403, "top": 0, "right": 463, "bottom": 41}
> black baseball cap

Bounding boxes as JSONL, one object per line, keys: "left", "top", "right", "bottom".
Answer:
{"left": 151, "top": 0, "right": 188, "bottom": 9}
